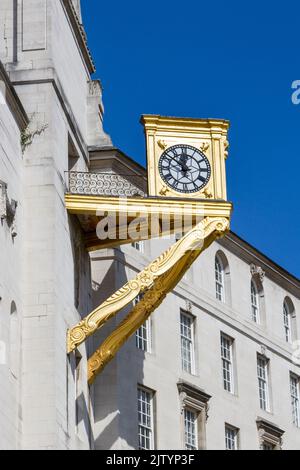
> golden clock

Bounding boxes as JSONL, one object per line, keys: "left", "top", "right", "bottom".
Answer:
{"left": 141, "top": 114, "right": 230, "bottom": 200}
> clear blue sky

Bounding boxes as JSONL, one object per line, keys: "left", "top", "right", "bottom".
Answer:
{"left": 82, "top": 1, "right": 300, "bottom": 279}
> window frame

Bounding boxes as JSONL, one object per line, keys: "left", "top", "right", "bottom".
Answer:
{"left": 134, "top": 294, "right": 152, "bottom": 353}
{"left": 257, "top": 355, "right": 270, "bottom": 412}
{"left": 290, "top": 373, "right": 300, "bottom": 428}
{"left": 283, "top": 301, "right": 292, "bottom": 343}
{"left": 220, "top": 333, "right": 235, "bottom": 394}
{"left": 251, "top": 279, "right": 260, "bottom": 324}
{"left": 262, "top": 441, "right": 275, "bottom": 450}
{"left": 225, "top": 424, "right": 239, "bottom": 450}
{"left": 137, "top": 386, "right": 155, "bottom": 450}
{"left": 184, "top": 408, "right": 199, "bottom": 450}
{"left": 180, "top": 311, "right": 196, "bottom": 375}
{"left": 215, "top": 254, "right": 225, "bottom": 302}
{"left": 136, "top": 318, "right": 152, "bottom": 353}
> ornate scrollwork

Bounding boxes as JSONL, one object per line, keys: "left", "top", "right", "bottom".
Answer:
{"left": 68, "top": 216, "right": 229, "bottom": 354}
{"left": 157, "top": 140, "right": 168, "bottom": 150}
{"left": 87, "top": 216, "right": 230, "bottom": 383}
{"left": 68, "top": 171, "right": 145, "bottom": 197}
{"left": 203, "top": 188, "right": 213, "bottom": 199}
{"left": 67, "top": 215, "right": 229, "bottom": 358}
{"left": 200, "top": 142, "right": 210, "bottom": 153}
{"left": 159, "top": 186, "right": 170, "bottom": 196}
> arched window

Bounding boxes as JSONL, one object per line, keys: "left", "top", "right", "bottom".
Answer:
{"left": 283, "top": 299, "right": 293, "bottom": 343}
{"left": 215, "top": 255, "right": 225, "bottom": 302}
{"left": 251, "top": 280, "right": 260, "bottom": 324}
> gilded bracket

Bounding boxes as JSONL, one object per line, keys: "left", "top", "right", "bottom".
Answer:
{"left": 87, "top": 216, "right": 229, "bottom": 383}
{"left": 67, "top": 216, "right": 230, "bottom": 354}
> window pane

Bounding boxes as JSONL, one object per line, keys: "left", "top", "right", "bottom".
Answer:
{"left": 262, "top": 442, "right": 275, "bottom": 450}
{"left": 290, "top": 375, "right": 300, "bottom": 427}
{"left": 283, "top": 302, "right": 292, "bottom": 343}
{"left": 215, "top": 256, "right": 225, "bottom": 302}
{"left": 257, "top": 356, "right": 269, "bottom": 411}
{"left": 251, "top": 281, "right": 260, "bottom": 324}
{"left": 221, "top": 334, "right": 234, "bottom": 393}
{"left": 138, "top": 388, "right": 154, "bottom": 450}
{"left": 225, "top": 425, "right": 238, "bottom": 450}
{"left": 184, "top": 409, "right": 198, "bottom": 450}
{"left": 135, "top": 295, "right": 152, "bottom": 353}
{"left": 136, "top": 320, "right": 151, "bottom": 352}
{"left": 180, "top": 313, "right": 194, "bottom": 374}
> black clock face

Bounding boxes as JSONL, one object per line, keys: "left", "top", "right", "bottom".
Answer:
{"left": 158, "top": 144, "right": 211, "bottom": 194}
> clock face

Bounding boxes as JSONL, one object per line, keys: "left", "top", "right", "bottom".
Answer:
{"left": 158, "top": 144, "right": 211, "bottom": 194}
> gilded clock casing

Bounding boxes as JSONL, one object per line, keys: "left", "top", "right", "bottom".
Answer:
{"left": 141, "top": 115, "right": 230, "bottom": 200}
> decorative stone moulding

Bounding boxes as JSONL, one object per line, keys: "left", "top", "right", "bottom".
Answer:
{"left": 0, "top": 181, "right": 18, "bottom": 237}
{"left": 250, "top": 263, "right": 265, "bottom": 283}
{"left": 68, "top": 171, "right": 145, "bottom": 197}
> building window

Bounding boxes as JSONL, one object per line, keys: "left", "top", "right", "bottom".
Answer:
{"left": 180, "top": 312, "right": 195, "bottom": 374}
{"left": 135, "top": 295, "right": 152, "bottom": 353}
{"left": 290, "top": 374, "right": 300, "bottom": 427}
{"left": 283, "top": 301, "right": 292, "bottom": 343}
{"left": 184, "top": 409, "right": 198, "bottom": 450}
{"left": 257, "top": 355, "right": 270, "bottom": 412}
{"left": 215, "top": 255, "right": 225, "bottom": 302}
{"left": 262, "top": 441, "right": 275, "bottom": 450}
{"left": 178, "top": 381, "right": 211, "bottom": 450}
{"left": 132, "top": 240, "right": 144, "bottom": 253}
{"left": 251, "top": 280, "right": 260, "bottom": 324}
{"left": 136, "top": 320, "right": 152, "bottom": 352}
{"left": 225, "top": 424, "right": 239, "bottom": 450}
{"left": 221, "top": 333, "right": 234, "bottom": 393}
{"left": 138, "top": 387, "right": 154, "bottom": 450}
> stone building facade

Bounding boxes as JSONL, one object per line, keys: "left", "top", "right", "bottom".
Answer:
{"left": 0, "top": 0, "right": 299, "bottom": 450}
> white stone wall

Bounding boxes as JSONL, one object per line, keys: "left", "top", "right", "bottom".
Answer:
{"left": 0, "top": 0, "right": 98, "bottom": 450}
{"left": 0, "top": 82, "right": 24, "bottom": 450}
{"left": 92, "top": 237, "right": 300, "bottom": 450}
{"left": 15, "top": 82, "right": 91, "bottom": 449}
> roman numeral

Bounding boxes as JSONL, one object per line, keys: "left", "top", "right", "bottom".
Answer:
{"left": 168, "top": 149, "right": 177, "bottom": 159}
{"left": 196, "top": 176, "right": 206, "bottom": 183}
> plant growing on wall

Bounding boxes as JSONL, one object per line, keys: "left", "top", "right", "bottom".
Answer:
{"left": 21, "top": 113, "right": 48, "bottom": 153}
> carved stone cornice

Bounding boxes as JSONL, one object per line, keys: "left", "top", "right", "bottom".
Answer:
{"left": 256, "top": 418, "right": 285, "bottom": 450}
{"left": 0, "top": 181, "right": 18, "bottom": 237}
{"left": 177, "top": 381, "right": 211, "bottom": 420}
{"left": 250, "top": 263, "right": 265, "bottom": 283}
{"left": 61, "top": 0, "right": 96, "bottom": 74}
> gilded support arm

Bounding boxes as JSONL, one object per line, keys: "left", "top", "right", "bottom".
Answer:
{"left": 67, "top": 216, "right": 229, "bottom": 354}
{"left": 87, "top": 216, "right": 230, "bottom": 384}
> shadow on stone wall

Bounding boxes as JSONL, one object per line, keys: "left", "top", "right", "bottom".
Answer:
{"left": 91, "top": 250, "right": 146, "bottom": 450}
